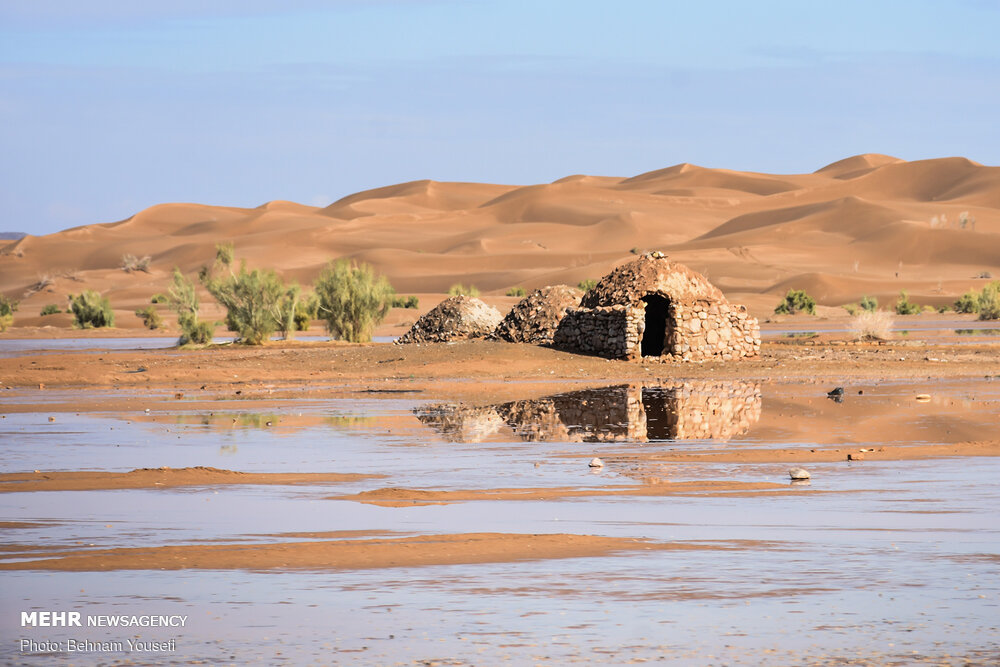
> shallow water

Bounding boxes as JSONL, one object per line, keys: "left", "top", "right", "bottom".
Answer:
{"left": 2, "top": 380, "right": 999, "bottom": 665}
{"left": 0, "top": 334, "right": 397, "bottom": 357}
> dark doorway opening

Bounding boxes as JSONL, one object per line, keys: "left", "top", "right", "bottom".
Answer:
{"left": 640, "top": 294, "right": 670, "bottom": 356}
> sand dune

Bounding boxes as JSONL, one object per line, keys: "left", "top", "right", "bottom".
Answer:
{"left": 1, "top": 155, "right": 997, "bottom": 332}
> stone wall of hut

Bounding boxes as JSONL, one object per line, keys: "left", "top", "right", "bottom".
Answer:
{"left": 669, "top": 300, "right": 760, "bottom": 361}
{"left": 552, "top": 305, "right": 644, "bottom": 359}
{"left": 553, "top": 298, "right": 760, "bottom": 361}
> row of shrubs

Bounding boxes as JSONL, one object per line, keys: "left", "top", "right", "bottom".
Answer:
{"left": 775, "top": 286, "right": 1000, "bottom": 319}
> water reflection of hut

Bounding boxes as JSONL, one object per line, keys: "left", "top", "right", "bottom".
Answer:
{"left": 553, "top": 253, "right": 760, "bottom": 361}
{"left": 416, "top": 381, "right": 762, "bottom": 444}
{"left": 414, "top": 404, "right": 505, "bottom": 442}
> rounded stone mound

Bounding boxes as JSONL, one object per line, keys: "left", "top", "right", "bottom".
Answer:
{"left": 492, "top": 285, "right": 583, "bottom": 344}
{"left": 580, "top": 252, "right": 726, "bottom": 308}
{"left": 397, "top": 295, "right": 503, "bottom": 344}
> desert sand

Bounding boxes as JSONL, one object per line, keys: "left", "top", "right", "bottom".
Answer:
{"left": 1, "top": 155, "right": 998, "bottom": 334}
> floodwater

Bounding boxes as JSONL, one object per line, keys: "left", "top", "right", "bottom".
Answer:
{"left": 2, "top": 380, "right": 999, "bottom": 665}
{"left": 0, "top": 335, "right": 397, "bottom": 358}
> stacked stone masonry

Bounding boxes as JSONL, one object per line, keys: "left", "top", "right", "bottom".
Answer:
{"left": 552, "top": 254, "right": 760, "bottom": 361}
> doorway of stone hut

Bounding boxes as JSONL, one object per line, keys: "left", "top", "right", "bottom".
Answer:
{"left": 640, "top": 294, "right": 671, "bottom": 357}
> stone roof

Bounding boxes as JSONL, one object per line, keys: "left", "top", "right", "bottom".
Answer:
{"left": 580, "top": 253, "right": 726, "bottom": 308}
{"left": 492, "top": 285, "right": 583, "bottom": 344}
{"left": 396, "top": 295, "right": 502, "bottom": 344}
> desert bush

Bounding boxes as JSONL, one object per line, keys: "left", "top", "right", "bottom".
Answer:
{"left": 842, "top": 303, "right": 858, "bottom": 315}
{"left": 774, "top": 289, "right": 816, "bottom": 315}
{"left": 860, "top": 295, "right": 878, "bottom": 312}
{"left": 954, "top": 290, "right": 979, "bottom": 314}
{"left": 851, "top": 309, "right": 893, "bottom": 341}
{"left": 200, "top": 244, "right": 289, "bottom": 345}
{"left": 937, "top": 305, "right": 949, "bottom": 313}
{"left": 0, "top": 294, "right": 17, "bottom": 331}
{"left": 577, "top": 279, "right": 598, "bottom": 292}
{"left": 40, "top": 304, "right": 60, "bottom": 316}
{"left": 150, "top": 293, "right": 167, "bottom": 304}
{"left": 275, "top": 283, "right": 301, "bottom": 340}
{"left": 134, "top": 306, "right": 163, "bottom": 330}
{"left": 121, "top": 254, "right": 151, "bottom": 273}
{"left": 390, "top": 295, "right": 419, "bottom": 309}
{"left": 314, "top": 259, "right": 394, "bottom": 343}
{"left": 167, "top": 268, "right": 215, "bottom": 345}
{"left": 294, "top": 293, "right": 319, "bottom": 331}
{"left": 24, "top": 274, "right": 54, "bottom": 298}
{"left": 69, "top": 290, "right": 114, "bottom": 328}
{"left": 976, "top": 271, "right": 993, "bottom": 279}
{"left": 448, "top": 283, "right": 480, "bottom": 297}
{"left": 1, "top": 294, "right": 19, "bottom": 317}
{"left": 894, "top": 291, "right": 921, "bottom": 315}
{"left": 979, "top": 281, "right": 1000, "bottom": 320}
{"left": 505, "top": 287, "right": 527, "bottom": 297}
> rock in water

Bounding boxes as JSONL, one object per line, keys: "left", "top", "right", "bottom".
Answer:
{"left": 788, "top": 467, "right": 811, "bottom": 480}
{"left": 589, "top": 457, "right": 604, "bottom": 468}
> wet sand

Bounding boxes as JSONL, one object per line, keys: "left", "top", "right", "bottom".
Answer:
{"left": 0, "top": 466, "right": 380, "bottom": 493}
{"left": 0, "top": 532, "right": 754, "bottom": 572}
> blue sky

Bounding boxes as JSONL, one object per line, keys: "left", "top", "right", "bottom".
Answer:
{"left": 1, "top": 0, "right": 998, "bottom": 235}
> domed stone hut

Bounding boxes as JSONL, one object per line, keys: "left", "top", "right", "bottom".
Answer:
{"left": 397, "top": 295, "right": 502, "bottom": 344}
{"left": 553, "top": 253, "right": 759, "bottom": 361}
{"left": 492, "top": 285, "right": 584, "bottom": 344}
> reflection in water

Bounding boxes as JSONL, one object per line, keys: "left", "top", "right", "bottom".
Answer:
{"left": 416, "top": 381, "right": 761, "bottom": 443}
{"left": 955, "top": 328, "right": 1000, "bottom": 336}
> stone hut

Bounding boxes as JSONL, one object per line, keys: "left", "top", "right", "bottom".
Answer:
{"left": 553, "top": 253, "right": 759, "bottom": 361}
{"left": 492, "top": 285, "right": 584, "bottom": 344}
{"left": 397, "top": 295, "right": 502, "bottom": 344}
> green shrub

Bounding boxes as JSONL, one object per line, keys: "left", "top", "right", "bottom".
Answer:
{"left": 390, "top": 295, "right": 419, "bottom": 309}
{"left": 577, "top": 279, "right": 598, "bottom": 292}
{"left": 294, "top": 293, "right": 319, "bottom": 331}
{"left": 200, "top": 245, "right": 290, "bottom": 345}
{"left": 314, "top": 259, "right": 394, "bottom": 342}
{"left": 979, "top": 281, "right": 1000, "bottom": 320}
{"left": 275, "top": 283, "right": 301, "bottom": 340}
{"left": 0, "top": 294, "right": 17, "bottom": 317}
{"left": 954, "top": 290, "right": 980, "bottom": 314}
{"left": 894, "top": 291, "right": 921, "bottom": 315}
{"left": 40, "top": 304, "right": 61, "bottom": 316}
{"left": 842, "top": 303, "right": 858, "bottom": 315}
{"left": 167, "top": 267, "right": 215, "bottom": 345}
{"left": 860, "top": 295, "right": 878, "bottom": 312}
{"left": 151, "top": 293, "right": 167, "bottom": 304}
{"left": 134, "top": 306, "right": 163, "bottom": 330}
{"left": 69, "top": 290, "right": 114, "bottom": 328}
{"left": 0, "top": 294, "right": 16, "bottom": 331}
{"left": 937, "top": 305, "right": 949, "bottom": 314}
{"left": 448, "top": 283, "right": 480, "bottom": 297}
{"left": 774, "top": 289, "right": 816, "bottom": 315}
{"left": 505, "top": 287, "right": 527, "bottom": 297}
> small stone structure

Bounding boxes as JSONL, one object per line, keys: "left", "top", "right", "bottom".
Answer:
{"left": 553, "top": 253, "right": 759, "bottom": 361}
{"left": 492, "top": 285, "right": 583, "bottom": 344}
{"left": 397, "top": 295, "right": 502, "bottom": 344}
